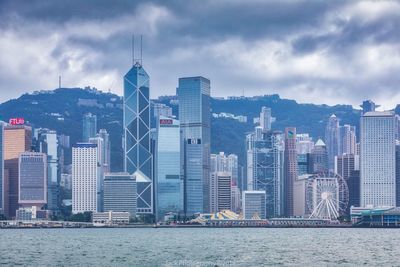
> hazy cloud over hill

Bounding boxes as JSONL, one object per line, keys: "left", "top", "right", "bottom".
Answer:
{"left": 1, "top": 0, "right": 400, "bottom": 109}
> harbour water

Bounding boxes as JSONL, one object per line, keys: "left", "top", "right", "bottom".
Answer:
{"left": 1, "top": 228, "right": 399, "bottom": 266}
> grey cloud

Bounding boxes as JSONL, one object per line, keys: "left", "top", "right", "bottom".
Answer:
{"left": 0, "top": 0, "right": 399, "bottom": 109}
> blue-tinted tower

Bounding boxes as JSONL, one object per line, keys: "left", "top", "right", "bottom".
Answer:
{"left": 178, "top": 77, "right": 211, "bottom": 215}
{"left": 155, "top": 116, "right": 183, "bottom": 221}
{"left": 123, "top": 60, "right": 153, "bottom": 215}
{"left": 82, "top": 113, "right": 97, "bottom": 142}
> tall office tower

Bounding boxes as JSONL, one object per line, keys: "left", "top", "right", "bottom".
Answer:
{"left": 247, "top": 131, "right": 284, "bottom": 217}
{"left": 360, "top": 111, "right": 396, "bottom": 207}
{"left": 297, "top": 154, "right": 311, "bottom": 176}
{"left": 89, "top": 137, "right": 105, "bottom": 212}
{"left": 310, "top": 139, "right": 329, "bottom": 174}
{"left": 293, "top": 174, "right": 312, "bottom": 216}
{"left": 260, "top": 106, "right": 272, "bottom": 132}
{"left": 4, "top": 125, "right": 32, "bottom": 218}
{"left": 98, "top": 129, "right": 111, "bottom": 173}
{"left": 254, "top": 126, "right": 264, "bottom": 140}
{"left": 348, "top": 170, "right": 360, "bottom": 209}
{"left": 296, "top": 133, "right": 314, "bottom": 154}
{"left": 325, "top": 114, "right": 340, "bottom": 171}
{"left": 335, "top": 154, "right": 359, "bottom": 181}
{"left": 123, "top": 57, "right": 153, "bottom": 215}
{"left": 155, "top": 116, "right": 182, "bottom": 221}
{"left": 72, "top": 143, "right": 99, "bottom": 214}
{"left": 335, "top": 153, "right": 360, "bottom": 214}
{"left": 245, "top": 133, "right": 256, "bottom": 191}
{"left": 153, "top": 103, "right": 173, "bottom": 118}
{"left": 396, "top": 145, "right": 400, "bottom": 207}
{"left": 178, "top": 76, "right": 211, "bottom": 215}
{"left": 242, "top": 190, "right": 266, "bottom": 219}
{"left": 103, "top": 173, "right": 137, "bottom": 217}
{"left": 360, "top": 100, "right": 380, "bottom": 115}
{"left": 35, "top": 129, "right": 59, "bottom": 212}
{"left": 82, "top": 113, "right": 97, "bottom": 142}
{"left": 231, "top": 185, "right": 241, "bottom": 213}
{"left": 18, "top": 152, "right": 47, "bottom": 208}
{"left": 210, "top": 152, "right": 239, "bottom": 185}
{"left": 210, "top": 172, "right": 232, "bottom": 212}
{"left": 339, "top": 125, "right": 356, "bottom": 155}
{"left": 284, "top": 127, "right": 297, "bottom": 217}
{"left": 0, "top": 122, "right": 3, "bottom": 214}
{"left": 216, "top": 172, "right": 232, "bottom": 211}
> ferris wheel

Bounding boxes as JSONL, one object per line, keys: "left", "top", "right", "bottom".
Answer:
{"left": 306, "top": 172, "right": 349, "bottom": 221}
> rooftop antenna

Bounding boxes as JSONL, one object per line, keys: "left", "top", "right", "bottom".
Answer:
{"left": 140, "top": 35, "right": 143, "bottom": 66}
{"left": 132, "top": 34, "right": 135, "bottom": 67}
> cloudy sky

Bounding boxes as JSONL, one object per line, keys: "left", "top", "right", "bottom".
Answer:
{"left": 1, "top": 0, "right": 400, "bottom": 109}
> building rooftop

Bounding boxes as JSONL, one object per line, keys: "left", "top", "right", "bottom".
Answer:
{"left": 363, "top": 111, "right": 394, "bottom": 117}
{"left": 315, "top": 139, "right": 326, "bottom": 147}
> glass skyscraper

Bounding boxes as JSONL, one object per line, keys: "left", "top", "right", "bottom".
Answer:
{"left": 178, "top": 76, "right": 211, "bottom": 215}
{"left": 123, "top": 62, "right": 153, "bottom": 214}
{"left": 0, "top": 122, "right": 3, "bottom": 213}
{"left": 247, "top": 131, "right": 284, "bottom": 217}
{"left": 18, "top": 152, "right": 47, "bottom": 207}
{"left": 82, "top": 113, "right": 97, "bottom": 142}
{"left": 155, "top": 116, "right": 182, "bottom": 220}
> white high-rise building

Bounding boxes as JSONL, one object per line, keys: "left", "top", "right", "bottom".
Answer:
{"left": 339, "top": 124, "right": 356, "bottom": 155}
{"left": 296, "top": 133, "right": 314, "bottom": 154}
{"left": 89, "top": 137, "right": 105, "bottom": 212}
{"left": 72, "top": 143, "right": 99, "bottom": 214}
{"left": 210, "top": 172, "right": 232, "bottom": 212}
{"left": 360, "top": 111, "right": 396, "bottom": 207}
{"left": 260, "top": 107, "right": 272, "bottom": 132}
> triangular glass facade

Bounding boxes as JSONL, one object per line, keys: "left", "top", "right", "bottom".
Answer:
{"left": 123, "top": 63, "right": 153, "bottom": 214}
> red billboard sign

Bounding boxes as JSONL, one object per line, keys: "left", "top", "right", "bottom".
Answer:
{"left": 9, "top": 118, "right": 25, "bottom": 125}
{"left": 160, "top": 119, "right": 173, "bottom": 125}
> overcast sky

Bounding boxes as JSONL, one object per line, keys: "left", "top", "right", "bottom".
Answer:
{"left": 1, "top": 0, "right": 400, "bottom": 109}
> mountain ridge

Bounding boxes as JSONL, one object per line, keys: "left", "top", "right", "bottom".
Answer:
{"left": 0, "top": 87, "right": 371, "bottom": 171}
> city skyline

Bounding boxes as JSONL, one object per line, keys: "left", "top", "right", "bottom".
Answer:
{"left": 1, "top": 1, "right": 400, "bottom": 109}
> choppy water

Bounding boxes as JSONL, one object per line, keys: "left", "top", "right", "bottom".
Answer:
{"left": 1, "top": 228, "right": 400, "bottom": 266}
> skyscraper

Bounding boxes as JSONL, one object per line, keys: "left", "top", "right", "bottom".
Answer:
{"left": 360, "top": 111, "right": 396, "bottom": 207}
{"left": 0, "top": 123, "right": 4, "bottom": 214}
{"left": 4, "top": 125, "right": 32, "bottom": 218}
{"left": 82, "top": 113, "right": 97, "bottom": 142}
{"left": 178, "top": 76, "right": 211, "bottom": 215}
{"left": 155, "top": 116, "right": 182, "bottom": 220}
{"left": 123, "top": 59, "right": 153, "bottom": 215}
{"left": 310, "top": 139, "right": 329, "bottom": 174}
{"left": 296, "top": 133, "right": 314, "bottom": 154}
{"left": 34, "top": 129, "right": 59, "bottom": 212}
{"left": 98, "top": 129, "right": 111, "bottom": 173}
{"left": 247, "top": 130, "right": 284, "bottom": 217}
{"left": 335, "top": 154, "right": 359, "bottom": 181}
{"left": 210, "top": 172, "right": 232, "bottom": 212}
{"left": 284, "top": 127, "right": 297, "bottom": 217}
{"left": 260, "top": 106, "right": 272, "bottom": 132}
{"left": 360, "top": 100, "right": 380, "bottom": 115}
{"left": 89, "top": 137, "right": 105, "bottom": 212}
{"left": 72, "top": 143, "right": 99, "bottom": 213}
{"left": 18, "top": 152, "right": 47, "bottom": 208}
{"left": 339, "top": 124, "right": 356, "bottom": 155}
{"left": 396, "top": 144, "right": 400, "bottom": 208}
{"left": 325, "top": 114, "right": 340, "bottom": 171}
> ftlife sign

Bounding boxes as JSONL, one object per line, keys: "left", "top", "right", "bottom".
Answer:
{"left": 9, "top": 118, "right": 25, "bottom": 125}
